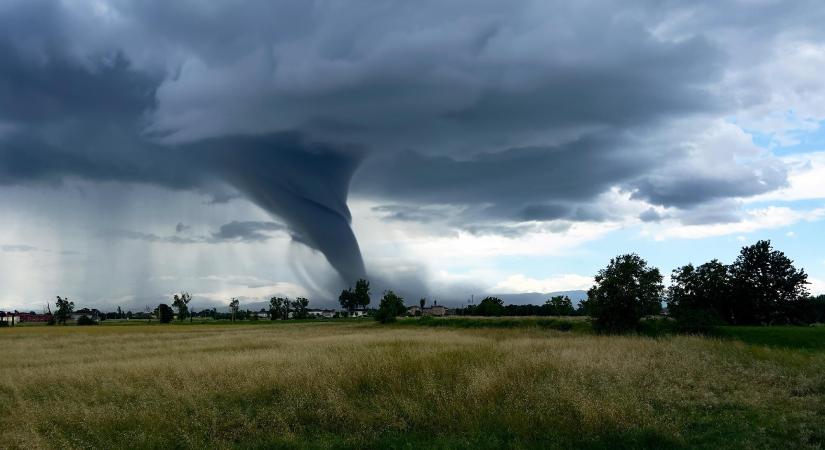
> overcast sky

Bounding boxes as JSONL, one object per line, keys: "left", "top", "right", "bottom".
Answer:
{"left": 2, "top": 0, "right": 825, "bottom": 311}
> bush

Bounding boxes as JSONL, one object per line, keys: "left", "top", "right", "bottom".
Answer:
{"left": 0, "top": 320, "right": 8, "bottom": 328}
{"left": 76, "top": 315, "right": 98, "bottom": 326}
{"left": 157, "top": 304, "right": 174, "bottom": 324}
{"left": 673, "top": 308, "right": 723, "bottom": 334}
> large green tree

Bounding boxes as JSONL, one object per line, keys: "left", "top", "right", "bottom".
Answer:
{"left": 668, "top": 260, "right": 730, "bottom": 330}
{"left": 728, "top": 240, "right": 809, "bottom": 325}
{"left": 269, "top": 297, "right": 284, "bottom": 320}
{"left": 54, "top": 296, "right": 74, "bottom": 325}
{"left": 229, "top": 298, "right": 240, "bottom": 322}
{"left": 292, "top": 297, "right": 309, "bottom": 319}
{"left": 375, "top": 291, "right": 406, "bottom": 323}
{"left": 156, "top": 304, "right": 174, "bottom": 324}
{"left": 338, "top": 289, "right": 354, "bottom": 312}
{"left": 545, "top": 295, "right": 574, "bottom": 316}
{"left": 586, "top": 254, "right": 663, "bottom": 333}
{"left": 476, "top": 297, "right": 505, "bottom": 316}
{"left": 172, "top": 292, "right": 192, "bottom": 322}
{"left": 339, "top": 279, "right": 371, "bottom": 314}
{"left": 353, "top": 279, "right": 371, "bottom": 310}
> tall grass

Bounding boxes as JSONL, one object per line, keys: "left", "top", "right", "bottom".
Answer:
{"left": 1, "top": 322, "right": 823, "bottom": 449}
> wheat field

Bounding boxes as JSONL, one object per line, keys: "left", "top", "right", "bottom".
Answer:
{"left": 1, "top": 321, "right": 823, "bottom": 449}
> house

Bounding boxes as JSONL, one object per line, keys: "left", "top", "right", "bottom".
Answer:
{"left": 308, "top": 308, "right": 336, "bottom": 319}
{"left": 347, "top": 308, "right": 369, "bottom": 318}
{"left": 425, "top": 305, "right": 448, "bottom": 317}
{"left": 0, "top": 311, "right": 18, "bottom": 325}
{"left": 18, "top": 312, "right": 52, "bottom": 322}
{"left": 70, "top": 308, "right": 101, "bottom": 321}
{"left": 256, "top": 309, "right": 270, "bottom": 319}
{"left": 408, "top": 301, "right": 451, "bottom": 317}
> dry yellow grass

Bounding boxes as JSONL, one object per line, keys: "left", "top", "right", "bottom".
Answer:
{"left": 1, "top": 321, "right": 823, "bottom": 449}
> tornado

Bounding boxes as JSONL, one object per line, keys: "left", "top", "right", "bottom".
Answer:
{"left": 202, "top": 133, "right": 367, "bottom": 285}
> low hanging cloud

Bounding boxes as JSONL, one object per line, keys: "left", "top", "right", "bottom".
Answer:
{"left": 211, "top": 221, "right": 286, "bottom": 242}
{"left": 104, "top": 221, "right": 288, "bottom": 244}
{"left": 1, "top": 244, "right": 38, "bottom": 253}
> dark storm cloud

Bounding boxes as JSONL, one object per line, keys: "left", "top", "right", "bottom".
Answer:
{"left": 104, "top": 221, "right": 288, "bottom": 244}
{"left": 0, "top": 1, "right": 365, "bottom": 282}
{"left": 0, "top": 0, "right": 815, "bottom": 283}
{"left": 101, "top": 229, "right": 202, "bottom": 244}
{"left": 371, "top": 205, "right": 448, "bottom": 224}
{"left": 639, "top": 208, "right": 665, "bottom": 223}
{"left": 356, "top": 134, "right": 653, "bottom": 223}
{"left": 211, "top": 221, "right": 286, "bottom": 242}
{"left": 629, "top": 165, "right": 788, "bottom": 209}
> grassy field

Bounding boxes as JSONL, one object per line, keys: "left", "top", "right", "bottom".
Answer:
{"left": 1, "top": 321, "right": 824, "bottom": 449}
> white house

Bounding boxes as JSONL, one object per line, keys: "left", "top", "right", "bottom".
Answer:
{"left": 348, "top": 308, "right": 369, "bottom": 318}
{"left": 70, "top": 308, "right": 101, "bottom": 321}
{"left": 307, "top": 308, "right": 336, "bottom": 318}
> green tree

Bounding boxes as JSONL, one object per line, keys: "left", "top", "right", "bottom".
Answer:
{"left": 292, "top": 297, "right": 310, "bottom": 319}
{"left": 587, "top": 254, "right": 664, "bottom": 333}
{"left": 354, "top": 279, "right": 371, "bottom": 310}
{"left": 338, "top": 289, "right": 354, "bottom": 313}
{"left": 476, "top": 297, "right": 505, "bottom": 316}
{"left": 281, "top": 297, "right": 291, "bottom": 319}
{"left": 545, "top": 295, "right": 574, "bottom": 316}
{"left": 339, "top": 279, "right": 371, "bottom": 316}
{"left": 54, "top": 296, "right": 74, "bottom": 325}
{"left": 375, "top": 290, "right": 406, "bottom": 323}
{"left": 668, "top": 260, "right": 729, "bottom": 331}
{"left": 419, "top": 298, "right": 426, "bottom": 316}
{"left": 269, "top": 297, "right": 284, "bottom": 320}
{"left": 172, "top": 292, "right": 192, "bottom": 322}
{"left": 810, "top": 295, "right": 825, "bottom": 323}
{"left": 229, "top": 298, "right": 240, "bottom": 322}
{"left": 728, "top": 240, "right": 809, "bottom": 325}
{"left": 157, "top": 303, "right": 174, "bottom": 324}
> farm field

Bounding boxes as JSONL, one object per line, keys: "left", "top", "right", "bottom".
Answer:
{"left": 1, "top": 320, "right": 824, "bottom": 449}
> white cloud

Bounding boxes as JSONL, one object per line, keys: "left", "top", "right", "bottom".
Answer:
{"left": 194, "top": 282, "right": 307, "bottom": 303}
{"left": 352, "top": 199, "right": 621, "bottom": 262}
{"left": 653, "top": 206, "right": 825, "bottom": 240}
{"left": 747, "top": 151, "right": 825, "bottom": 203}
{"left": 809, "top": 277, "right": 825, "bottom": 296}
{"left": 491, "top": 273, "right": 593, "bottom": 294}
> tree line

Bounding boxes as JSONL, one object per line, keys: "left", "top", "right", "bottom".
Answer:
{"left": 27, "top": 239, "right": 824, "bottom": 331}
{"left": 582, "top": 240, "right": 823, "bottom": 333}
{"left": 453, "top": 295, "right": 580, "bottom": 317}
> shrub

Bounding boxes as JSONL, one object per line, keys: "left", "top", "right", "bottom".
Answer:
{"left": 76, "top": 315, "right": 98, "bottom": 326}
{"left": 673, "top": 308, "right": 723, "bottom": 334}
{"left": 157, "top": 304, "right": 174, "bottom": 324}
